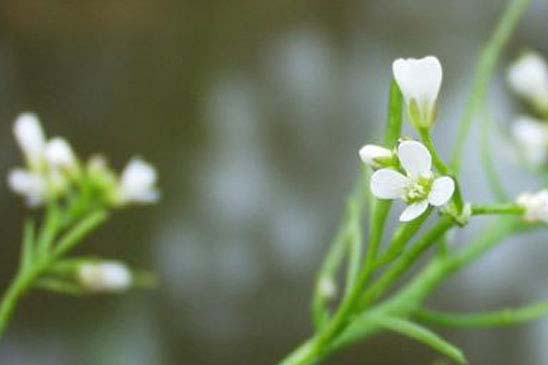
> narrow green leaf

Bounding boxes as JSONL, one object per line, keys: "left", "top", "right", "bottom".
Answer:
{"left": 416, "top": 301, "right": 548, "bottom": 329}
{"left": 384, "top": 80, "right": 404, "bottom": 148}
{"left": 371, "top": 316, "right": 466, "bottom": 365}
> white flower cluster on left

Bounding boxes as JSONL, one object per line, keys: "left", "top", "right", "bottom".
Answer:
{"left": 7, "top": 113, "right": 159, "bottom": 208}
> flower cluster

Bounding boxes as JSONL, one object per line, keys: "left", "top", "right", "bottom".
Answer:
{"left": 359, "top": 56, "right": 454, "bottom": 222}
{"left": 7, "top": 113, "right": 159, "bottom": 208}
{"left": 508, "top": 52, "right": 548, "bottom": 167}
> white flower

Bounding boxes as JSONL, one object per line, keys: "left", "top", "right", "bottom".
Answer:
{"left": 45, "top": 137, "right": 77, "bottom": 170}
{"left": 507, "top": 52, "right": 548, "bottom": 112}
{"left": 7, "top": 168, "right": 48, "bottom": 207}
{"left": 370, "top": 140, "right": 455, "bottom": 222}
{"left": 318, "top": 277, "right": 337, "bottom": 300}
{"left": 78, "top": 261, "right": 133, "bottom": 292}
{"left": 13, "top": 113, "right": 47, "bottom": 170}
{"left": 517, "top": 190, "right": 548, "bottom": 223}
{"left": 392, "top": 56, "right": 443, "bottom": 129}
{"left": 512, "top": 115, "right": 548, "bottom": 167}
{"left": 117, "top": 158, "right": 160, "bottom": 204}
{"left": 359, "top": 144, "right": 394, "bottom": 169}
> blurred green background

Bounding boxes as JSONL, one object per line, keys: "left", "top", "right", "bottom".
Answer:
{"left": 1, "top": 1, "right": 548, "bottom": 364}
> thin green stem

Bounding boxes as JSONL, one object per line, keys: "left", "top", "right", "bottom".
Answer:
{"left": 20, "top": 219, "right": 35, "bottom": 272}
{"left": 451, "top": 0, "right": 532, "bottom": 172}
{"left": 375, "top": 209, "right": 431, "bottom": 268}
{"left": 385, "top": 80, "right": 404, "bottom": 148}
{"left": 358, "top": 217, "right": 454, "bottom": 309}
{"left": 0, "top": 210, "right": 108, "bottom": 340}
{"left": 471, "top": 204, "right": 524, "bottom": 216}
{"left": 419, "top": 129, "right": 464, "bottom": 212}
{"left": 480, "top": 111, "right": 509, "bottom": 201}
{"left": 419, "top": 129, "right": 450, "bottom": 176}
{"left": 416, "top": 302, "right": 548, "bottom": 328}
{"left": 312, "top": 170, "right": 369, "bottom": 329}
{"left": 52, "top": 210, "right": 108, "bottom": 259}
{"left": 0, "top": 263, "right": 43, "bottom": 338}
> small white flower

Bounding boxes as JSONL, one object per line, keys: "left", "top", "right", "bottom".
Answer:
{"left": 45, "top": 137, "right": 77, "bottom": 170}
{"left": 392, "top": 56, "right": 443, "bottom": 129}
{"left": 7, "top": 168, "right": 48, "bottom": 207}
{"left": 359, "top": 144, "right": 394, "bottom": 169}
{"left": 318, "top": 277, "right": 337, "bottom": 300}
{"left": 117, "top": 158, "right": 160, "bottom": 205}
{"left": 517, "top": 190, "right": 548, "bottom": 223}
{"left": 78, "top": 261, "right": 133, "bottom": 292}
{"left": 512, "top": 115, "right": 548, "bottom": 167}
{"left": 13, "top": 113, "right": 47, "bottom": 170}
{"left": 507, "top": 52, "right": 548, "bottom": 112}
{"left": 371, "top": 140, "right": 455, "bottom": 222}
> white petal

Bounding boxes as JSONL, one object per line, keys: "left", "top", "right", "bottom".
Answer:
{"left": 428, "top": 176, "right": 455, "bottom": 206}
{"left": 359, "top": 144, "right": 392, "bottom": 168}
{"left": 45, "top": 137, "right": 77, "bottom": 169}
{"left": 118, "top": 158, "right": 159, "bottom": 204}
{"left": 517, "top": 190, "right": 548, "bottom": 223}
{"left": 398, "top": 140, "right": 432, "bottom": 178}
{"left": 512, "top": 115, "right": 548, "bottom": 166}
{"left": 13, "top": 113, "right": 46, "bottom": 168}
{"left": 370, "top": 168, "right": 408, "bottom": 199}
{"left": 79, "top": 261, "right": 132, "bottom": 292}
{"left": 399, "top": 200, "right": 429, "bottom": 222}
{"left": 392, "top": 56, "right": 442, "bottom": 110}
{"left": 507, "top": 52, "right": 548, "bottom": 106}
{"left": 7, "top": 168, "right": 47, "bottom": 207}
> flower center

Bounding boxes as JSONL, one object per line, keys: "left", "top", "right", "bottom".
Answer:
{"left": 404, "top": 175, "right": 432, "bottom": 203}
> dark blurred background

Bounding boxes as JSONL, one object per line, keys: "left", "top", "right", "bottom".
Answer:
{"left": 1, "top": 1, "right": 548, "bottom": 364}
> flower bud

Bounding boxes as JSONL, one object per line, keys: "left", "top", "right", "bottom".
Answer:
{"left": 45, "top": 137, "right": 78, "bottom": 171}
{"left": 318, "top": 277, "right": 337, "bottom": 300}
{"left": 13, "top": 113, "right": 46, "bottom": 170}
{"left": 7, "top": 168, "right": 47, "bottom": 207}
{"left": 78, "top": 261, "right": 133, "bottom": 292}
{"left": 116, "top": 158, "right": 160, "bottom": 205}
{"left": 517, "top": 190, "right": 548, "bottom": 223}
{"left": 358, "top": 144, "right": 395, "bottom": 169}
{"left": 512, "top": 116, "right": 548, "bottom": 167}
{"left": 507, "top": 52, "right": 548, "bottom": 113}
{"left": 392, "top": 56, "right": 442, "bottom": 130}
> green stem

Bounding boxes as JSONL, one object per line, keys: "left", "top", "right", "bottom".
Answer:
{"left": 0, "top": 264, "right": 43, "bottom": 338}
{"left": 480, "top": 111, "right": 509, "bottom": 201}
{"left": 312, "top": 170, "right": 369, "bottom": 329}
{"left": 375, "top": 209, "right": 431, "bottom": 268}
{"left": 279, "top": 217, "right": 525, "bottom": 365}
{"left": 0, "top": 210, "right": 108, "bottom": 340}
{"left": 471, "top": 204, "right": 524, "bottom": 216}
{"left": 416, "top": 302, "right": 548, "bottom": 328}
{"left": 358, "top": 217, "right": 454, "bottom": 309}
{"left": 451, "top": 0, "right": 532, "bottom": 172}
{"left": 419, "top": 129, "right": 465, "bottom": 213}
{"left": 419, "top": 129, "right": 451, "bottom": 176}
